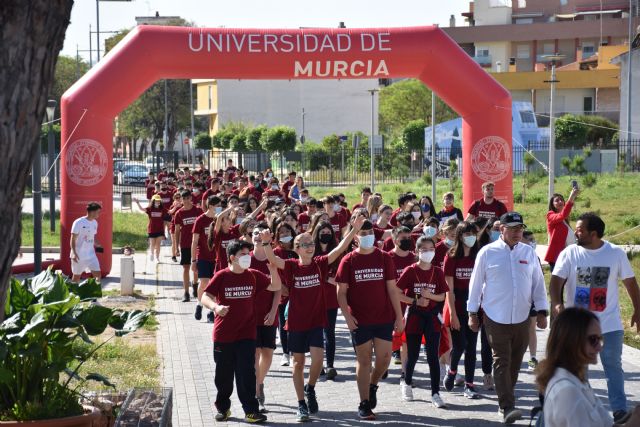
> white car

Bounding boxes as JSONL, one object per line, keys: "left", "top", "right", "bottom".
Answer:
{"left": 118, "top": 164, "right": 149, "bottom": 185}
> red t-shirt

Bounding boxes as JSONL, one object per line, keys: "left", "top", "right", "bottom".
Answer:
{"left": 145, "top": 179, "right": 155, "bottom": 200}
{"left": 205, "top": 268, "right": 270, "bottom": 343}
{"left": 467, "top": 198, "right": 507, "bottom": 220}
{"left": 273, "top": 246, "right": 297, "bottom": 304}
{"left": 433, "top": 240, "right": 451, "bottom": 269}
{"left": 335, "top": 248, "right": 396, "bottom": 326}
{"left": 250, "top": 255, "right": 278, "bottom": 327}
{"left": 443, "top": 254, "right": 475, "bottom": 313}
{"left": 264, "top": 189, "right": 281, "bottom": 200}
{"left": 192, "top": 213, "right": 215, "bottom": 261}
{"left": 388, "top": 250, "right": 416, "bottom": 280}
{"left": 214, "top": 228, "right": 240, "bottom": 271}
{"left": 389, "top": 208, "right": 403, "bottom": 227}
{"left": 282, "top": 255, "right": 330, "bottom": 332}
{"left": 316, "top": 249, "right": 340, "bottom": 310}
{"left": 157, "top": 190, "right": 173, "bottom": 210}
{"left": 298, "top": 212, "right": 311, "bottom": 232}
{"left": 329, "top": 214, "right": 347, "bottom": 239}
{"left": 174, "top": 205, "right": 203, "bottom": 249}
{"left": 145, "top": 206, "right": 167, "bottom": 234}
{"left": 352, "top": 203, "right": 364, "bottom": 212}
{"left": 396, "top": 263, "right": 448, "bottom": 312}
{"left": 202, "top": 188, "right": 220, "bottom": 203}
{"left": 381, "top": 233, "right": 420, "bottom": 253}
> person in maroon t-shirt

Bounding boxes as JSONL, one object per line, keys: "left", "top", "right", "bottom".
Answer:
{"left": 174, "top": 190, "right": 203, "bottom": 302}
{"left": 134, "top": 194, "right": 169, "bottom": 264}
{"left": 201, "top": 179, "right": 221, "bottom": 211}
{"left": 442, "top": 221, "right": 481, "bottom": 398}
{"left": 262, "top": 216, "right": 365, "bottom": 421}
{"left": 144, "top": 171, "right": 156, "bottom": 200}
{"left": 323, "top": 196, "right": 348, "bottom": 240}
{"left": 192, "top": 195, "right": 221, "bottom": 322}
{"left": 433, "top": 218, "right": 460, "bottom": 269}
{"left": 352, "top": 187, "right": 372, "bottom": 212}
{"left": 335, "top": 220, "right": 404, "bottom": 420}
{"left": 466, "top": 181, "right": 508, "bottom": 221}
{"left": 395, "top": 236, "right": 448, "bottom": 406}
{"left": 381, "top": 212, "right": 420, "bottom": 252}
{"left": 389, "top": 194, "right": 413, "bottom": 227}
{"left": 211, "top": 205, "right": 241, "bottom": 273}
{"left": 168, "top": 192, "right": 183, "bottom": 262}
{"left": 281, "top": 171, "right": 296, "bottom": 205}
{"left": 297, "top": 198, "right": 318, "bottom": 232}
{"left": 201, "top": 240, "right": 280, "bottom": 423}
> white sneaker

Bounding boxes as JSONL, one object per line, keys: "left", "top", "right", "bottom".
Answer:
{"left": 439, "top": 362, "right": 447, "bottom": 381}
{"left": 280, "top": 353, "right": 290, "bottom": 366}
{"left": 149, "top": 252, "right": 154, "bottom": 262}
{"left": 454, "top": 373, "right": 465, "bottom": 387}
{"left": 483, "top": 374, "right": 495, "bottom": 391}
{"left": 155, "top": 256, "right": 160, "bottom": 263}
{"left": 400, "top": 381, "right": 413, "bottom": 401}
{"left": 431, "top": 393, "right": 447, "bottom": 408}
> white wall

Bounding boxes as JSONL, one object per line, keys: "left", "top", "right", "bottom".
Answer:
{"left": 617, "top": 50, "right": 640, "bottom": 139}
{"left": 474, "top": 0, "right": 512, "bottom": 26}
{"left": 216, "top": 79, "right": 379, "bottom": 144}
{"left": 535, "top": 88, "right": 596, "bottom": 116}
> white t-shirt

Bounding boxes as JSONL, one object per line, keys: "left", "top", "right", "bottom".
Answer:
{"left": 553, "top": 241, "right": 635, "bottom": 333}
{"left": 71, "top": 217, "right": 98, "bottom": 259}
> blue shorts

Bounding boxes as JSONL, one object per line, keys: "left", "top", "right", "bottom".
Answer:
{"left": 197, "top": 260, "right": 214, "bottom": 279}
{"left": 350, "top": 322, "right": 394, "bottom": 347}
{"left": 288, "top": 327, "right": 324, "bottom": 354}
{"left": 256, "top": 325, "right": 277, "bottom": 349}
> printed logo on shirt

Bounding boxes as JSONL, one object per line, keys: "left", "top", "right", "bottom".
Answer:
{"left": 204, "top": 225, "right": 211, "bottom": 235}
{"left": 182, "top": 216, "right": 198, "bottom": 226}
{"left": 477, "top": 210, "right": 498, "bottom": 219}
{"left": 455, "top": 267, "right": 473, "bottom": 280}
{"left": 224, "top": 285, "right": 253, "bottom": 299}
{"left": 574, "top": 266, "right": 609, "bottom": 312}
{"left": 294, "top": 273, "right": 321, "bottom": 289}
{"left": 221, "top": 238, "right": 234, "bottom": 249}
{"left": 151, "top": 211, "right": 162, "bottom": 218}
{"left": 413, "top": 282, "right": 437, "bottom": 296}
{"left": 354, "top": 268, "right": 384, "bottom": 282}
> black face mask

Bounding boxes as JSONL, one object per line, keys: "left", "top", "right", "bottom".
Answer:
{"left": 399, "top": 238, "right": 413, "bottom": 251}
{"left": 319, "top": 234, "right": 333, "bottom": 244}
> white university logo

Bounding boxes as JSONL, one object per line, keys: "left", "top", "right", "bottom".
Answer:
{"left": 66, "top": 139, "right": 108, "bottom": 186}
{"left": 471, "top": 136, "right": 511, "bottom": 182}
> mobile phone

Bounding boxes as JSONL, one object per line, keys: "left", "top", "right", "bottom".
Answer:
{"left": 572, "top": 180, "right": 579, "bottom": 190}
{"left": 95, "top": 247, "right": 104, "bottom": 253}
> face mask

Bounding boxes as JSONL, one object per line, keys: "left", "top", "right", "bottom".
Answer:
{"left": 319, "top": 234, "right": 333, "bottom": 244}
{"left": 421, "top": 204, "right": 430, "bottom": 212}
{"left": 358, "top": 234, "right": 375, "bottom": 249}
{"left": 214, "top": 206, "right": 222, "bottom": 214}
{"left": 300, "top": 197, "right": 307, "bottom": 203}
{"left": 371, "top": 214, "right": 379, "bottom": 222}
{"left": 237, "top": 254, "right": 252, "bottom": 270}
{"left": 193, "top": 190, "right": 199, "bottom": 196}
{"left": 463, "top": 235, "right": 477, "bottom": 248}
{"left": 423, "top": 226, "right": 437, "bottom": 238}
{"left": 267, "top": 173, "right": 273, "bottom": 178}
{"left": 279, "top": 236, "right": 293, "bottom": 244}
{"left": 419, "top": 251, "right": 436, "bottom": 264}
{"left": 272, "top": 184, "right": 278, "bottom": 190}
{"left": 236, "top": 217, "right": 244, "bottom": 225}
{"left": 333, "top": 204, "right": 341, "bottom": 212}
{"left": 399, "top": 238, "right": 413, "bottom": 251}
{"left": 490, "top": 230, "right": 500, "bottom": 242}
{"left": 411, "top": 211, "right": 421, "bottom": 220}
{"left": 445, "top": 238, "right": 455, "bottom": 247}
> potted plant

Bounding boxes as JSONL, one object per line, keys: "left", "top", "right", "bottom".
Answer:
{"left": 0, "top": 268, "right": 150, "bottom": 425}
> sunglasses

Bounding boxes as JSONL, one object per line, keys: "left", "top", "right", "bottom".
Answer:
{"left": 297, "top": 242, "right": 314, "bottom": 249}
{"left": 587, "top": 334, "right": 604, "bottom": 348}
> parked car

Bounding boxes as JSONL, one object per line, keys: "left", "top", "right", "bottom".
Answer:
{"left": 144, "top": 156, "right": 165, "bottom": 171}
{"left": 118, "top": 164, "right": 148, "bottom": 186}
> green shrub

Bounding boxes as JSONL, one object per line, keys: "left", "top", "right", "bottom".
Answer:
{"left": 583, "top": 172, "right": 597, "bottom": 188}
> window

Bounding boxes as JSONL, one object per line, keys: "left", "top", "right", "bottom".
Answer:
{"left": 582, "top": 42, "right": 595, "bottom": 57}
{"left": 543, "top": 43, "right": 555, "bottom": 54}
{"left": 519, "top": 111, "right": 536, "bottom": 123}
{"left": 476, "top": 47, "right": 490, "bottom": 57}
{"left": 515, "top": 18, "right": 533, "bottom": 24}
{"left": 517, "top": 44, "right": 530, "bottom": 59}
{"left": 583, "top": 97, "right": 593, "bottom": 113}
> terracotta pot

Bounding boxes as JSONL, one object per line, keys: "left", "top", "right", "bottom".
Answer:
{"left": 0, "top": 406, "right": 100, "bottom": 427}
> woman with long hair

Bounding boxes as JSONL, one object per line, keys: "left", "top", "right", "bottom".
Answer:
{"left": 544, "top": 187, "right": 579, "bottom": 272}
{"left": 375, "top": 204, "right": 394, "bottom": 230}
{"left": 419, "top": 195, "right": 438, "bottom": 219}
{"left": 308, "top": 211, "right": 330, "bottom": 236}
{"left": 366, "top": 195, "right": 383, "bottom": 222}
{"left": 134, "top": 194, "right": 169, "bottom": 263}
{"left": 536, "top": 307, "right": 640, "bottom": 426}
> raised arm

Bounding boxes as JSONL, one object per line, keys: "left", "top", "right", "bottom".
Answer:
{"left": 247, "top": 197, "right": 268, "bottom": 219}
{"left": 259, "top": 229, "right": 285, "bottom": 270}
{"left": 214, "top": 206, "right": 233, "bottom": 233}
{"left": 133, "top": 197, "right": 146, "bottom": 213}
{"left": 327, "top": 215, "right": 365, "bottom": 264}
{"left": 266, "top": 262, "right": 282, "bottom": 292}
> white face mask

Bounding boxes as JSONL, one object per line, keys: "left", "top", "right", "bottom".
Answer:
{"left": 236, "top": 217, "right": 244, "bottom": 225}
{"left": 237, "top": 254, "right": 252, "bottom": 270}
{"left": 463, "top": 235, "right": 477, "bottom": 248}
{"left": 411, "top": 211, "right": 421, "bottom": 220}
{"left": 272, "top": 184, "right": 279, "bottom": 190}
{"left": 214, "top": 206, "right": 222, "bottom": 214}
{"left": 445, "top": 238, "right": 455, "bottom": 247}
{"left": 300, "top": 197, "right": 307, "bottom": 203}
{"left": 279, "top": 236, "right": 293, "bottom": 244}
{"left": 419, "top": 250, "right": 436, "bottom": 264}
{"left": 358, "top": 234, "right": 375, "bottom": 249}
{"left": 333, "top": 204, "right": 341, "bottom": 212}
{"left": 371, "top": 213, "right": 379, "bottom": 222}
{"left": 423, "top": 226, "right": 437, "bottom": 238}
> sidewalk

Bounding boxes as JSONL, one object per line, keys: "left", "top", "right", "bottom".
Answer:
{"left": 96, "top": 248, "right": 640, "bottom": 426}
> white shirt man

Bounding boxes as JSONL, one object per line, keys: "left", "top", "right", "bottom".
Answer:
{"left": 70, "top": 202, "right": 102, "bottom": 282}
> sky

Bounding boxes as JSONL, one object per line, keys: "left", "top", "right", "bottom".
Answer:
{"left": 61, "top": 0, "right": 469, "bottom": 61}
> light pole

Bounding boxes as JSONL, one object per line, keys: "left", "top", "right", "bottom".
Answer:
{"left": 190, "top": 79, "right": 195, "bottom": 169}
{"left": 95, "top": 0, "right": 132, "bottom": 62}
{"left": 301, "top": 108, "right": 306, "bottom": 178}
{"left": 625, "top": 0, "right": 635, "bottom": 158}
{"left": 46, "top": 100, "right": 57, "bottom": 233}
{"left": 367, "top": 88, "right": 379, "bottom": 192}
{"left": 543, "top": 54, "right": 565, "bottom": 199}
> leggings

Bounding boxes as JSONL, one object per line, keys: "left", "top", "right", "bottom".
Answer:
{"left": 450, "top": 311, "right": 479, "bottom": 384}
{"left": 278, "top": 303, "right": 288, "bottom": 354}
{"left": 405, "top": 311, "right": 441, "bottom": 395}
{"left": 323, "top": 308, "right": 338, "bottom": 368}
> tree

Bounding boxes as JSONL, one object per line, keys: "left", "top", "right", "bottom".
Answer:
{"left": 260, "top": 126, "right": 297, "bottom": 152}
{"left": 0, "top": 0, "right": 74, "bottom": 322}
{"left": 194, "top": 132, "right": 212, "bottom": 150}
{"left": 553, "top": 114, "right": 617, "bottom": 148}
{"left": 49, "top": 55, "right": 89, "bottom": 119}
{"left": 402, "top": 119, "right": 427, "bottom": 151}
{"left": 212, "top": 128, "right": 233, "bottom": 149}
{"left": 247, "top": 125, "right": 267, "bottom": 151}
{"left": 321, "top": 134, "right": 342, "bottom": 153}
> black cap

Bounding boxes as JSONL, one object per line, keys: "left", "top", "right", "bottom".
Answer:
{"left": 500, "top": 212, "right": 526, "bottom": 228}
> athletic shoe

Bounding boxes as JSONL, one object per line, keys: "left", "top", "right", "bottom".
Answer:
{"left": 326, "top": 367, "right": 337, "bottom": 380}
{"left": 214, "top": 409, "right": 231, "bottom": 421}
{"left": 192, "top": 282, "right": 198, "bottom": 298}
{"left": 392, "top": 350, "right": 401, "bottom": 365}
{"left": 614, "top": 410, "right": 632, "bottom": 424}
{"left": 280, "top": 353, "right": 290, "bottom": 366}
{"left": 443, "top": 371, "right": 456, "bottom": 391}
{"left": 358, "top": 400, "right": 376, "bottom": 420}
{"left": 155, "top": 256, "right": 160, "bottom": 263}
{"left": 483, "top": 373, "right": 494, "bottom": 391}
{"left": 245, "top": 412, "right": 267, "bottom": 423}
{"left": 257, "top": 384, "right": 267, "bottom": 413}
{"left": 463, "top": 384, "right": 480, "bottom": 399}
{"left": 439, "top": 362, "right": 447, "bottom": 381}
{"left": 528, "top": 357, "right": 538, "bottom": 370}
{"left": 454, "top": 373, "right": 465, "bottom": 386}
{"left": 149, "top": 252, "right": 154, "bottom": 262}
{"left": 296, "top": 401, "right": 310, "bottom": 422}
{"left": 171, "top": 256, "right": 177, "bottom": 263}
{"left": 401, "top": 381, "right": 413, "bottom": 401}
{"left": 182, "top": 292, "right": 190, "bottom": 302}
{"left": 194, "top": 304, "right": 203, "bottom": 320}
{"left": 431, "top": 393, "right": 447, "bottom": 408}
{"left": 320, "top": 368, "right": 326, "bottom": 376}
{"left": 369, "top": 384, "right": 378, "bottom": 409}
{"left": 304, "top": 384, "right": 318, "bottom": 414}
{"left": 207, "top": 311, "right": 214, "bottom": 323}
{"left": 501, "top": 407, "right": 522, "bottom": 424}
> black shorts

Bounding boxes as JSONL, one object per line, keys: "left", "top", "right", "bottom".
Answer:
{"left": 180, "top": 248, "right": 192, "bottom": 265}
{"left": 529, "top": 303, "right": 537, "bottom": 318}
{"left": 350, "top": 322, "right": 394, "bottom": 347}
{"left": 256, "top": 325, "right": 277, "bottom": 349}
{"left": 197, "top": 260, "right": 214, "bottom": 279}
{"left": 288, "top": 327, "right": 324, "bottom": 354}
{"left": 148, "top": 232, "right": 164, "bottom": 238}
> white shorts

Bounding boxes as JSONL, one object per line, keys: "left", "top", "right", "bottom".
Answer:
{"left": 71, "top": 255, "right": 100, "bottom": 275}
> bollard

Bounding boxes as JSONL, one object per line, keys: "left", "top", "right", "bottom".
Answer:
{"left": 120, "top": 256, "right": 135, "bottom": 296}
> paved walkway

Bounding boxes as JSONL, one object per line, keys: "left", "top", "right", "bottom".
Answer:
{"left": 97, "top": 249, "right": 640, "bottom": 426}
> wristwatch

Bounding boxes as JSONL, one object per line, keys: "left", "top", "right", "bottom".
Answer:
{"left": 261, "top": 241, "right": 272, "bottom": 246}
{"left": 191, "top": 260, "right": 197, "bottom": 263}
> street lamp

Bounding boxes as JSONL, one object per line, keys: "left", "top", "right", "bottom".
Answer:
{"left": 542, "top": 53, "right": 565, "bottom": 199}
{"left": 95, "top": 0, "right": 132, "bottom": 62}
{"left": 367, "top": 88, "right": 379, "bottom": 192}
{"left": 46, "top": 100, "right": 57, "bottom": 233}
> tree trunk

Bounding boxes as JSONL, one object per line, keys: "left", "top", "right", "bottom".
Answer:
{"left": 0, "top": 1, "right": 74, "bottom": 322}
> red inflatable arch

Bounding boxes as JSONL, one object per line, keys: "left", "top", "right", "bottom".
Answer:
{"left": 60, "top": 25, "right": 512, "bottom": 275}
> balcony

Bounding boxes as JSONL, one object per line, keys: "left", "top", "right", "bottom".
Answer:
{"left": 473, "top": 54, "right": 492, "bottom": 66}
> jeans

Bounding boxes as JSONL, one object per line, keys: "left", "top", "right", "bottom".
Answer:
{"left": 213, "top": 340, "right": 258, "bottom": 414}
{"left": 404, "top": 311, "right": 440, "bottom": 395}
{"left": 278, "top": 303, "right": 288, "bottom": 354}
{"left": 600, "top": 330, "right": 627, "bottom": 412}
{"left": 450, "top": 311, "right": 479, "bottom": 384}
{"left": 324, "top": 308, "right": 338, "bottom": 368}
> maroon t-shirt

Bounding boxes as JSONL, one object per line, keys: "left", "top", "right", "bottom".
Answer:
{"left": 145, "top": 206, "right": 167, "bottom": 234}
{"left": 298, "top": 212, "right": 311, "bottom": 232}
{"left": 264, "top": 189, "right": 281, "bottom": 200}
{"left": 396, "top": 263, "right": 448, "bottom": 313}
{"left": 250, "top": 255, "right": 278, "bottom": 327}
{"left": 433, "top": 240, "right": 451, "bottom": 269}
{"left": 214, "top": 228, "right": 240, "bottom": 271}
{"left": 335, "top": 248, "right": 396, "bottom": 326}
{"left": 174, "top": 205, "right": 203, "bottom": 249}
{"left": 273, "top": 246, "right": 297, "bottom": 304}
{"left": 443, "top": 254, "right": 475, "bottom": 313}
{"left": 282, "top": 255, "right": 330, "bottom": 332}
{"left": 192, "top": 213, "right": 215, "bottom": 261}
{"left": 157, "top": 190, "right": 173, "bottom": 210}
{"left": 145, "top": 179, "right": 155, "bottom": 200}
{"left": 205, "top": 268, "right": 269, "bottom": 343}
{"left": 388, "top": 250, "right": 416, "bottom": 280}
{"left": 329, "top": 214, "right": 347, "bottom": 239}
{"left": 468, "top": 198, "right": 508, "bottom": 220}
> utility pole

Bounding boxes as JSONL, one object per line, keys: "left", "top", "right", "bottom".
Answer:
{"left": 96, "top": 0, "right": 100, "bottom": 61}
{"left": 543, "top": 54, "right": 565, "bottom": 199}
{"left": 89, "top": 24, "right": 93, "bottom": 67}
{"left": 367, "top": 89, "right": 379, "bottom": 192}
{"left": 190, "top": 79, "right": 195, "bottom": 169}
{"left": 431, "top": 93, "right": 437, "bottom": 202}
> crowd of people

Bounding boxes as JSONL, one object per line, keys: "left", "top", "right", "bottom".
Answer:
{"left": 109, "top": 160, "right": 640, "bottom": 425}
